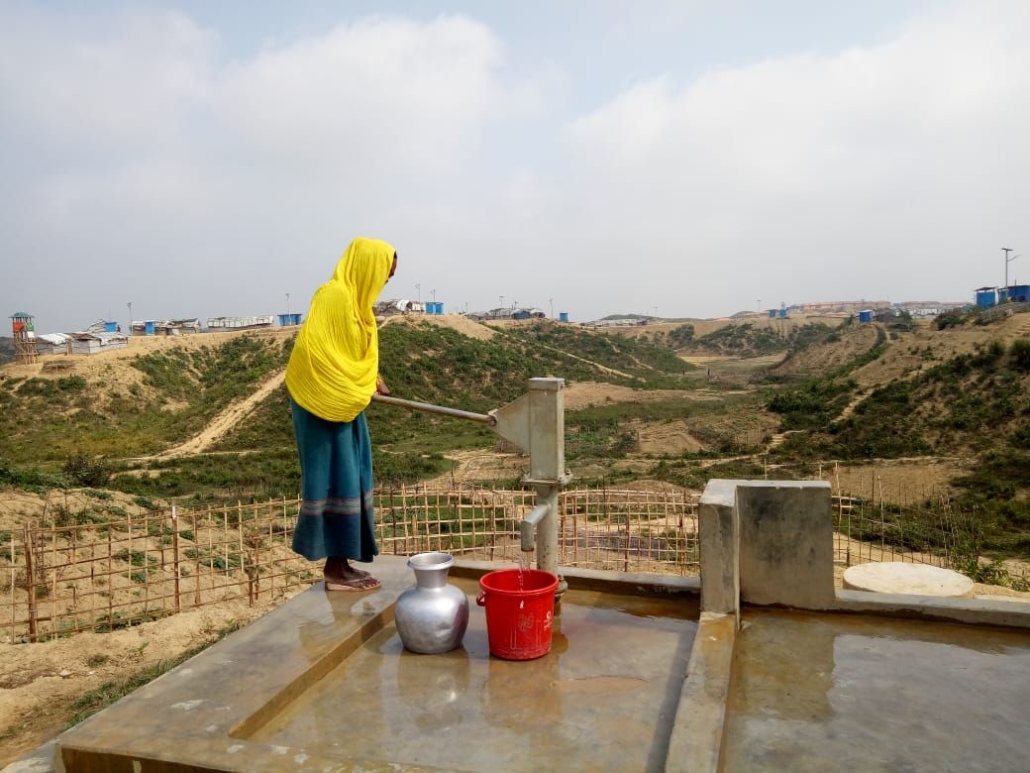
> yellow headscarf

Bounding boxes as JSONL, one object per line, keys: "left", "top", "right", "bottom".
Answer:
{"left": 285, "top": 238, "right": 396, "bottom": 422}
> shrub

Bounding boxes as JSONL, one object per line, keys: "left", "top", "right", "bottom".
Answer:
{"left": 1009, "top": 339, "right": 1030, "bottom": 372}
{"left": 63, "top": 453, "right": 112, "bottom": 488}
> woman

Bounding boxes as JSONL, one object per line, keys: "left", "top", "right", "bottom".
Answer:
{"left": 285, "top": 237, "right": 397, "bottom": 591}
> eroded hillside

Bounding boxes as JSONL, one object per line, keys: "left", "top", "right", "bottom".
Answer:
{"left": 4, "top": 310, "right": 1030, "bottom": 556}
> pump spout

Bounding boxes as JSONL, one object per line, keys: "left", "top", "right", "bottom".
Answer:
{"left": 520, "top": 504, "right": 549, "bottom": 553}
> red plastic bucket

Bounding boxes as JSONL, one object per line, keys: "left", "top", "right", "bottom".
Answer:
{"left": 476, "top": 569, "right": 559, "bottom": 660}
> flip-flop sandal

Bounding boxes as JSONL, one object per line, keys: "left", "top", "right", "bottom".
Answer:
{"left": 325, "top": 576, "right": 382, "bottom": 592}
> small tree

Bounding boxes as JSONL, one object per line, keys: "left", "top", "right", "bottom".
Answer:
{"left": 63, "top": 453, "right": 112, "bottom": 488}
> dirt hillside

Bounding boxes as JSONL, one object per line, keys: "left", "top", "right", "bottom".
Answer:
{"left": 1, "top": 328, "right": 295, "bottom": 389}
{"left": 381, "top": 313, "right": 496, "bottom": 341}
{"left": 850, "top": 313, "right": 1030, "bottom": 388}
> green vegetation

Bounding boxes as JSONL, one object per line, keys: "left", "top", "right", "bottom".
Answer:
{"left": 0, "top": 334, "right": 291, "bottom": 465}
{"left": 16, "top": 375, "right": 87, "bottom": 396}
{"left": 767, "top": 378, "right": 856, "bottom": 431}
{"left": 4, "top": 313, "right": 1030, "bottom": 560}
{"left": 0, "top": 457, "right": 68, "bottom": 491}
{"left": 935, "top": 308, "right": 970, "bottom": 330}
{"left": 688, "top": 321, "right": 837, "bottom": 358}
{"left": 0, "top": 337, "right": 15, "bottom": 366}
{"left": 668, "top": 323, "right": 694, "bottom": 348}
{"left": 771, "top": 338, "right": 1030, "bottom": 552}
{"left": 501, "top": 321, "right": 696, "bottom": 383}
{"left": 111, "top": 449, "right": 301, "bottom": 502}
{"left": 63, "top": 452, "right": 113, "bottom": 487}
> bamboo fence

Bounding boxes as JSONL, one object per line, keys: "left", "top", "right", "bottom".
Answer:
{"left": 2, "top": 481, "right": 1014, "bottom": 643}
{"left": 0, "top": 486, "right": 700, "bottom": 642}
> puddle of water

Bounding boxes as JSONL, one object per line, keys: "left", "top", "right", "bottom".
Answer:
{"left": 724, "top": 609, "right": 1030, "bottom": 772}
{"left": 249, "top": 579, "right": 697, "bottom": 772}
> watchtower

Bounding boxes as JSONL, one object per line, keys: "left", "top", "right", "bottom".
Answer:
{"left": 10, "top": 311, "right": 38, "bottom": 364}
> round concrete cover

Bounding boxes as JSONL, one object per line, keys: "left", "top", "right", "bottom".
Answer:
{"left": 843, "top": 562, "right": 975, "bottom": 597}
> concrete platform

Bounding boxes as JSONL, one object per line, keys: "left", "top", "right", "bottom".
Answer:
{"left": 723, "top": 608, "right": 1030, "bottom": 772}
{"left": 48, "top": 556, "right": 701, "bottom": 772}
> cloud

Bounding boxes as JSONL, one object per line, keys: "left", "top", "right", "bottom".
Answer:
{"left": 216, "top": 15, "right": 513, "bottom": 177}
{"left": 1, "top": 2, "right": 1028, "bottom": 332}
{"left": 553, "top": 2, "right": 1030, "bottom": 311}
{"left": 0, "top": 7, "right": 215, "bottom": 147}
{"left": 0, "top": 7, "right": 543, "bottom": 331}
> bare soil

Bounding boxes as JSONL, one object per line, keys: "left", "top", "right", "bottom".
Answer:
{"left": 817, "top": 459, "right": 970, "bottom": 503}
{"left": 562, "top": 381, "right": 722, "bottom": 412}
{"left": 139, "top": 370, "right": 286, "bottom": 460}
{"left": 0, "top": 489, "right": 150, "bottom": 532}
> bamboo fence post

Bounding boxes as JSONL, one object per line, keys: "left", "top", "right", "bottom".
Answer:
{"left": 10, "top": 565, "right": 16, "bottom": 638}
{"left": 623, "top": 497, "right": 631, "bottom": 573}
{"left": 8, "top": 534, "right": 15, "bottom": 637}
{"left": 573, "top": 492, "right": 579, "bottom": 567}
{"left": 127, "top": 509, "right": 133, "bottom": 584}
{"left": 172, "top": 505, "right": 181, "bottom": 614}
{"left": 239, "top": 506, "right": 246, "bottom": 582}
{"left": 89, "top": 532, "right": 96, "bottom": 631}
{"left": 106, "top": 527, "right": 113, "bottom": 628}
{"left": 142, "top": 514, "right": 150, "bottom": 617}
{"left": 24, "top": 525, "right": 38, "bottom": 642}
{"left": 230, "top": 502, "right": 239, "bottom": 580}
{"left": 266, "top": 506, "right": 273, "bottom": 597}
{"left": 194, "top": 512, "right": 201, "bottom": 607}
{"left": 402, "top": 487, "right": 412, "bottom": 554}
{"left": 207, "top": 504, "right": 215, "bottom": 598}
{"left": 488, "top": 492, "right": 496, "bottom": 562}
{"left": 69, "top": 524, "right": 79, "bottom": 627}
{"left": 399, "top": 487, "right": 408, "bottom": 555}
{"left": 468, "top": 490, "right": 476, "bottom": 557}
{"left": 50, "top": 521, "right": 59, "bottom": 635}
{"left": 422, "top": 487, "right": 431, "bottom": 552}
{"left": 283, "top": 497, "right": 290, "bottom": 550}
{"left": 878, "top": 476, "right": 885, "bottom": 555}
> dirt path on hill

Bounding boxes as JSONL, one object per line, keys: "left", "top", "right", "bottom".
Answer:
{"left": 138, "top": 369, "right": 286, "bottom": 460}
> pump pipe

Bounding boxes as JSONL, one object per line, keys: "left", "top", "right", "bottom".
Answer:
{"left": 371, "top": 394, "right": 496, "bottom": 426}
{"left": 519, "top": 504, "right": 550, "bottom": 552}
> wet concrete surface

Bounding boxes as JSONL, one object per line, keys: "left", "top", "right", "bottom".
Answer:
{"left": 723, "top": 609, "right": 1030, "bottom": 773}
{"left": 245, "top": 577, "right": 697, "bottom": 772}
{"left": 50, "top": 557, "right": 700, "bottom": 772}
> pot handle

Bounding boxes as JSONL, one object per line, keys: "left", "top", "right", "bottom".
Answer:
{"left": 476, "top": 591, "right": 487, "bottom": 607}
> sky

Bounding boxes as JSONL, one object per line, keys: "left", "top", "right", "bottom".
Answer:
{"left": 2, "top": 0, "right": 1028, "bottom": 333}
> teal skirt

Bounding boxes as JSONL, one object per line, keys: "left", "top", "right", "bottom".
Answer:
{"left": 290, "top": 398, "right": 378, "bottom": 563}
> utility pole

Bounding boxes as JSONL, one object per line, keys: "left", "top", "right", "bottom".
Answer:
{"left": 549, "top": 297, "right": 554, "bottom": 319}
{"left": 500, "top": 295, "right": 504, "bottom": 309}
{"left": 127, "top": 302, "right": 133, "bottom": 336}
{"left": 1003, "top": 248, "right": 1018, "bottom": 288}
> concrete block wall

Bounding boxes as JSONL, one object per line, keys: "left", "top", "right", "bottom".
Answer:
{"left": 699, "top": 480, "right": 834, "bottom": 617}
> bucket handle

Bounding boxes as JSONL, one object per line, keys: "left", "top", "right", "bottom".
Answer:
{"left": 476, "top": 591, "right": 487, "bottom": 607}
